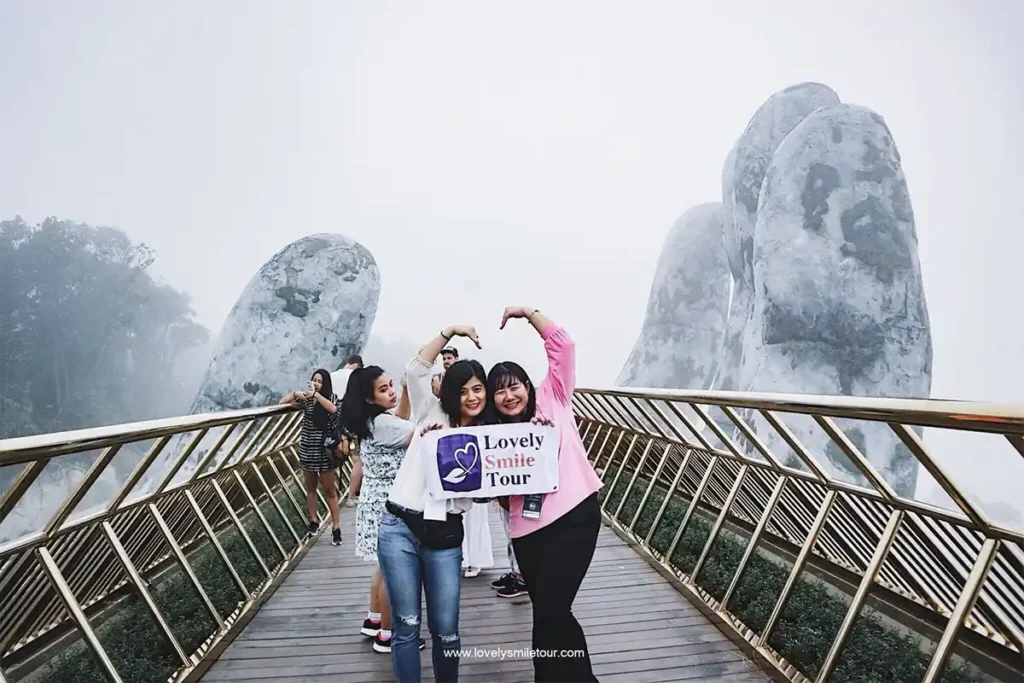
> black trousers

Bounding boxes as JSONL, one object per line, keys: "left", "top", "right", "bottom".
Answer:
{"left": 512, "top": 493, "right": 601, "bottom": 683}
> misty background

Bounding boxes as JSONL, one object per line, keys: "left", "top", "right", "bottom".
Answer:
{"left": 1, "top": 1, "right": 1022, "bottom": 522}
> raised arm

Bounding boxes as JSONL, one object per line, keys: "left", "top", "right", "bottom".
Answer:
{"left": 500, "top": 306, "right": 575, "bottom": 405}
{"left": 395, "top": 375, "right": 412, "bottom": 420}
{"left": 407, "top": 324, "right": 482, "bottom": 423}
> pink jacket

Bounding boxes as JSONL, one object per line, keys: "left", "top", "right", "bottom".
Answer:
{"left": 507, "top": 325, "right": 603, "bottom": 538}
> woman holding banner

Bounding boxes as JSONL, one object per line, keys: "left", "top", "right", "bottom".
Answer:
{"left": 487, "top": 307, "right": 603, "bottom": 683}
{"left": 376, "top": 324, "right": 483, "bottom": 683}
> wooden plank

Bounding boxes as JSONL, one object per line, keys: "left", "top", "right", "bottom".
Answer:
{"left": 200, "top": 502, "right": 769, "bottom": 682}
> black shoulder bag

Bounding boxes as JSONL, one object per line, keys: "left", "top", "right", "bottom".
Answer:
{"left": 322, "top": 400, "right": 351, "bottom": 469}
{"left": 385, "top": 501, "right": 464, "bottom": 550}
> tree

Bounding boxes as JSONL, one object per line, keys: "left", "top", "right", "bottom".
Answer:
{"left": 0, "top": 216, "right": 210, "bottom": 438}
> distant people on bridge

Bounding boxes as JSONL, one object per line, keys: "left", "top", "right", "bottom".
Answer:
{"left": 461, "top": 498, "right": 493, "bottom": 578}
{"left": 279, "top": 369, "right": 344, "bottom": 546}
{"left": 340, "top": 365, "right": 422, "bottom": 655}
{"left": 331, "top": 354, "right": 364, "bottom": 508}
{"left": 488, "top": 306, "right": 603, "bottom": 683}
{"left": 440, "top": 346, "right": 458, "bottom": 370}
{"left": 377, "top": 324, "right": 483, "bottom": 682}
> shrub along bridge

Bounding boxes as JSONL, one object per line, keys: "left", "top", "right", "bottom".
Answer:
{"left": 0, "top": 388, "right": 1021, "bottom": 682}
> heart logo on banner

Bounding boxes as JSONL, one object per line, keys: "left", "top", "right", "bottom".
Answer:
{"left": 443, "top": 441, "right": 479, "bottom": 484}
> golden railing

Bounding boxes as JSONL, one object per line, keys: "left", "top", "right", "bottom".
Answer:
{"left": 0, "top": 404, "right": 350, "bottom": 683}
{"left": 572, "top": 387, "right": 1024, "bottom": 683}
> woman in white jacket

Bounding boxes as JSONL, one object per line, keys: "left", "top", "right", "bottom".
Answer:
{"left": 377, "top": 324, "right": 482, "bottom": 683}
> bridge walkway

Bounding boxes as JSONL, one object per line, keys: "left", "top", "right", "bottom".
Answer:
{"left": 198, "top": 503, "right": 769, "bottom": 683}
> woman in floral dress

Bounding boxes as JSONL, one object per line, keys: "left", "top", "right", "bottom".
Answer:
{"left": 340, "top": 366, "right": 420, "bottom": 654}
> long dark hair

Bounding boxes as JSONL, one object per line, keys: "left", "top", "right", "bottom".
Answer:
{"left": 341, "top": 366, "right": 388, "bottom": 440}
{"left": 485, "top": 361, "right": 536, "bottom": 423}
{"left": 310, "top": 368, "right": 334, "bottom": 430}
{"left": 439, "top": 359, "right": 488, "bottom": 427}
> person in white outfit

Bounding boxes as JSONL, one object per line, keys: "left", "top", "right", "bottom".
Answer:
{"left": 461, "top": 500, "right": 494, "bottom": 577}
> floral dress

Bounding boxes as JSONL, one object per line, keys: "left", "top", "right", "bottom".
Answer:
{"left": 355, "top": 413, "right": 416, "bottom": 562}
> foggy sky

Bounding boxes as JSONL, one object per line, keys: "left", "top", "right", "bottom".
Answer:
{"left": 1, "top": 0, "right": 1022, "bottom": 517}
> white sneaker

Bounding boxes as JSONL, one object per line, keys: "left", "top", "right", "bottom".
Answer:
{"left": 464, "top": 566, "right": 481, "bottom": 578}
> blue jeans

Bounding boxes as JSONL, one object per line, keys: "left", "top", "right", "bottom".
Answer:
{"left": 377, "top": 509, "right": 463, "bottom": 682}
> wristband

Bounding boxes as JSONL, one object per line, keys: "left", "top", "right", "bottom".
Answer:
{"left": 441, "top": 329, "right": 452, "bottom": 341}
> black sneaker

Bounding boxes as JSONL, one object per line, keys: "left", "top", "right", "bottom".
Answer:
{"left": 372, "top": 633, "right": 392, "bottom": 653}
{"left": 496, "top": 576, "right": 528, "bottom": 599}
{"left": 372, "top": 633, "right": 425, "bottom": 652}
{"left": 490, "top": 573, "right": 515, "bottom": 591}
{"left": 360, "top": 618, "right": 380, "bottom": 638}
{"left": 306, "top": 520, "right": 317, "bottom": 538}
{"left": 331, "top": 528, "right": 343, "bottom": 546}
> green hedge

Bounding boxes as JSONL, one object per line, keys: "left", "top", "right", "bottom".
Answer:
{"left": 598, "top": 474, "right": 980, "bottom": 683}
{"left": 39, "top": 484, "right": 307, "bottom": 683}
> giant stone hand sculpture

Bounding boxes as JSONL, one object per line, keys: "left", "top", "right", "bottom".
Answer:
{"left": 146, "top": 233, "right": 380, "bottom": 488}
{"left": 619, "top": 84, "right": 931, "bottom": 498}
{"left": 617, "top": 203, "right": 731, "bottom": 391}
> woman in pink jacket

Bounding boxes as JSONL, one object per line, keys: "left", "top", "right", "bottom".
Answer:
{"left": 487, "top": 306, "right": 603, "bottom": 683}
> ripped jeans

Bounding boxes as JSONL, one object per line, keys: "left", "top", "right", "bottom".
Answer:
{"left": 377, "top": 509, "right": 462, "bottom": 682}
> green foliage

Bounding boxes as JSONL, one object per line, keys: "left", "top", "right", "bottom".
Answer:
{"left": 601, "top": 473, "right": 981, "bottom": 683}
{"left": 40, "top": 502, "right": 300, "bottom": 683}
{"left": 0, "top": 216, "right": 209, "bottom": 439}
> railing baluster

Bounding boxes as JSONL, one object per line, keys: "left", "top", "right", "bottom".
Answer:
{"left": 35, "top": 547, "right": 125, "bottom": 683}
{"left": 720, "top": 475, "right": 787, "bottom": 611}
{"left": 688, "top": 464, "right": 749, "bottom": 584}
{"left": 149, "top": 503, "right": 225, "bottom": 630}
{"left": 186, "top": 423, "right": 239, "bottom": 486}
{"left": 211, "top": 479, "right": 273, "bottom": 579}
{"left": 153, "top": 428, "right": 210, "bottom": 496}
{"left": 43, "top": 444, "right": 122, "bottom": 535}
{"left": 596, "top": 432, "right": 625, "bottom": 480}
{"left": 101, "top": 521, "right": 192, "bottom": 667}
{"left": 629, "top": 444, "right": 673, "bottom": 532}
{"left": 108, "top": 435, "right": 173, "bottom": 512}
{"left": 665, "top": 455, "right": 719, "bottom": 563}
{"left": 922, "top": 538, "right": 1001, "bottom": 683}
{"left": 602, "top": 437, "right": 644, "bottom": 513}
{"left": 249, "top": 462, "right": 301, "bottom": 544}
{"left": 816, "top": 508, "right": 904, "bottom": 682}
{"left": 645, "top": 448, "right": 692, "bottom": 546}
{"left": 757, "top": 489, "right": 837, "bottom": 648}
{"left": 0, "top": 460, "right": 48, "bottom": 521}
{"left": 231, "top": 470, "right": 288, "bottom": 560}
{"left": 267, "top": 457, "right": 307, "bottom": 523}
{"left": 612, "top": 440, "right": 659, "bottom": 521}
{"left": 184, "top": 489, "right": 251, "bottom": 600}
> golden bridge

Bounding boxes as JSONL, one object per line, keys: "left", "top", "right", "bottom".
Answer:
{"left": 1, "top": 387, "right": 1022, "bottom": 682}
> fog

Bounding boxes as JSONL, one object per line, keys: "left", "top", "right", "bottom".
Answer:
{"left": 1, "top": 1, "right": 1022, "bottom": 517}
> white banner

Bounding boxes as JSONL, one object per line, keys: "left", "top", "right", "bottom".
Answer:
{"left": 422, "top": 422, "right": 560, "bottom": 500}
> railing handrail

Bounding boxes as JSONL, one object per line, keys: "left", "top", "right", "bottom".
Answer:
{"left": 0, "top": 404, "right": 300, "bottom": 466}
{"left": 574, "top": 385, "right": 1024, "bottom": 683}
{"left": 576, "top": 386, "right": 1024, "bottom": 435}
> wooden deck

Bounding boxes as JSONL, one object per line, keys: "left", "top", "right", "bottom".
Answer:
{"left": 200, "top": 503, "right": 770, "bottom": 682}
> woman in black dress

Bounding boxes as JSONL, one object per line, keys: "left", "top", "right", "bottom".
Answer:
{"left": 280, "top": 368, "right": 343, "bottom": 545}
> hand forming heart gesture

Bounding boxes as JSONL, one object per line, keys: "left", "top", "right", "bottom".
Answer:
{"left": 444, "top": 324, "right": 482, "bottom": 349}
{"left": 500, "top": 306, "right": 535, "bottom": 329}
